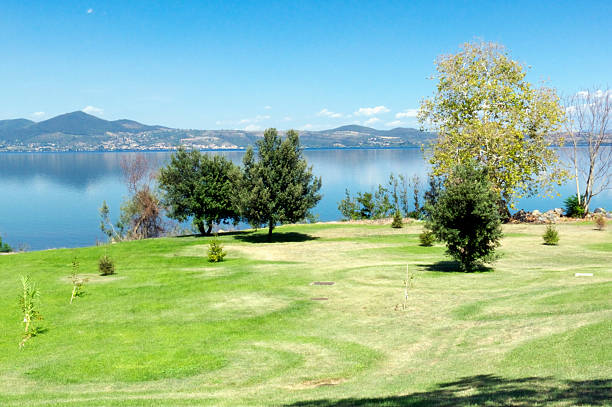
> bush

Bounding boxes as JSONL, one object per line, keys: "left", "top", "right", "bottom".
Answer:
{"left": 391, "top": 210, "right": 403, "bottom": 228}
{"left": 0, "top": 235, "right": 12, "bottom": 253}
{"left": 419, "top": 229, "right": 436, "bottom": 246}
{"left": 208, "top": 239, "right": 226, "bottom": 263}
{"left": 337, "top": 178, "right": 400, "bottom": 221}
{"left": 98, "top": 254, "right": 115, "bottom": 275}
{"left": 338, "top": 189, "right": 360, "bottom": 220}
{"left": 564, "top": 195, "right": 585, "bottom": 218}
{"left": 426, "top": 162, "right": 503, "bottom": 272}
{"left": 542, "top": 225, "right": 559, "bottom": 245}
{"left": 594, "top": 215, "right": 606, "bottom": 231}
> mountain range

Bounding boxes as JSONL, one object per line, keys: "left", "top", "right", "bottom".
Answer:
{"left": 0, "top": 111, "right": 435, "bottom": 152}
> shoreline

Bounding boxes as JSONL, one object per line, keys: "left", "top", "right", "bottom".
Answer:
{"left": 0, "top": 146, "right": 426, "bottom": 154}
{"left": 3, "top": 212, "right": 608, "bottom": 254}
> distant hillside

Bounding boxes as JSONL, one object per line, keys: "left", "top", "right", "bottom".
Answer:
{"left": 0, "top": 118, "right": 35, "bottom": 132}
{"left": 0, "top": 111, "right": 165, "bottom": 141}
{"left": 0, "top": 111, "right": 435, "bottom": 152}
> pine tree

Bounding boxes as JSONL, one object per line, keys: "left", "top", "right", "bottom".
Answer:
{"left": 239, "top": 129, "right": 322, "bottom": 240}
{"left": 426, "top": 162, "right": 503, "bottom": 271}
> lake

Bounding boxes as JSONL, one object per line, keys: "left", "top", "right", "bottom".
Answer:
{"left": 0, "top": 149, "right": 609, "bottom": 251}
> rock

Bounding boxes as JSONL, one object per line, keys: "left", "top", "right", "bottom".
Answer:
{"left": 553, "top": 208, "right": 564, "bottom": 216}
{"left": 511, "top": 209, "right": 529, "bottom": 222}
{"left": 543, "top": 210, "right": 559, "bottom": 223}
{"left": 532, "top": 209, "right": 541, "bottom": 216}
{"left": 593, "top": 207, "right": 606, "bottom": 214}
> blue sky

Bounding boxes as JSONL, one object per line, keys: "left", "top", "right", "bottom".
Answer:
{"left": 1, "top": 0, "right": 610, "bottom": 130}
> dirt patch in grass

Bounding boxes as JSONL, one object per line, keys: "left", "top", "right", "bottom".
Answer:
{"left": 291, "top": 377, "right": 345, "bottom": 389}
{"left": 58, "top": 273, "right": 125, "bottom": 284}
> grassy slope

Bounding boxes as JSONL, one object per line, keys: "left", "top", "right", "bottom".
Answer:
{"left": 0, "top": 222, "right": 610, "bottom": 406}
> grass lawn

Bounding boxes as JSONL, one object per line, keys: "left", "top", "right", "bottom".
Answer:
{"left": 0, "top": 221, "right": 610, "bottom": 406}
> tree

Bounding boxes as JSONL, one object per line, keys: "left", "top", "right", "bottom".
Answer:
{"left": 99, "top": 155, "right": 166, "bottom": 241}
{"left": 118, "top": 155, "right": 166, "bottom": 239}
{"left": 0, "top": 234, "right": 11, "bottom": 253}
{"left": 239, "top": 128, "right": 322, "bottom": 240}
{"left": 158, "top": 148, "right": 240, "bottom": 235}
{"left": 418, "top": 41, "right": 567, "bottom": 213}
{"left": 426, "top": 162, "right": 502, "bottom": 272}
{"left": 562, "top": 87, "right": 611, "bottom": 214}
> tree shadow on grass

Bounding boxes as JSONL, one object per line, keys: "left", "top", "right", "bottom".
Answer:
{"left": 418, "top": 260, "right": 493, "bottom": 273}
{"left": 175, "top": 230, "right": 253, "bottom": 239}
{"left": 283, "top": 375, "right": 611, "bottom": 407}
{"left": 235, "top": 232, "right": 319, "bottom": 244}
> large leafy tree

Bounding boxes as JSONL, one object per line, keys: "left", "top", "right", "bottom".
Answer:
{"left": 239, "top": 128, "right": 322, "bottom": 240}
{"left": 426, "top": 162, "right": 503, "bottom": 272}
{"left": 418, "top": 41, "right": 567, "bottom": 213}
{"left": 158, "top": 148, "right": 240, "bottom": 235}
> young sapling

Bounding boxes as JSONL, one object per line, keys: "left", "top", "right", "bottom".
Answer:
{"left": 70, "top": 256, "right": 86, "bottom": 304}
{"left": 19, "top": 275, "right": 42, "bottom": 348}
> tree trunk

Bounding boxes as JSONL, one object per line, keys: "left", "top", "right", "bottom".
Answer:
{"left": 267, "top": 220, "right": 274, "bottom": 242}
{"left": 498, "top": 199, "right": 510, "bottom": 223}
{"left": 206, "top": 223, "right": 213, "bottom": 235}
{"left": 573, "top": 147, "right": 581, "bottom": 206}
{"left": 195, "top": 220, "right": 206, "bottom": 235}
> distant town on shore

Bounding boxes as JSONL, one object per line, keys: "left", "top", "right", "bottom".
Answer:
{"left": 0, "top": 111, "right": 437, "bottom": 152}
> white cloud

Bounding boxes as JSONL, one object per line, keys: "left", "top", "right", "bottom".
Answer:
{"left": 32, "top": 111, "right": 45, "bottom": 118}
{"left": 386, "top": 120, "right": 403, "bottom": 127}
{"left": 354, "top": 105, "right": 390, "bottom": 116}
{"left": 87, "top": 8, "right": 93, "bottom": 14}
{"left": 264, "top": 105, "right": 272, "bottom": 110}
{"left": 576, "top": 89, "right": 611, "bottom": 99}
{"left": 395, "top": 109, "right": 418, "bottom": 119}
{"left": 239, "top": 114, "right": 270, "bottom": 124}
{"left": 364, "top": 117, "right": 380, "bottom": 126}
{"left": 82, "top": 105, "right": 103, "bottom": 115}
{"left": 317, "top": 108, "right": 343, "bottom": 118}
{"left": 244, "top": 124, "right": 262, "bottom": 131}
{"left": 283, "top": 116, "right": 292, "bottom": 121}
{"left": 300, "top": 124, "right": 314, "bottom": 130}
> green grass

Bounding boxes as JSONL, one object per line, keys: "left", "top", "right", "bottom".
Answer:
{"left": 0, "top": 222, "right": 610, "bottom": 406}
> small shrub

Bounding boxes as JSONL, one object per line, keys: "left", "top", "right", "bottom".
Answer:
{"left": 208, "top": 239, "right": 226, "bottom": 263}
{"left": 542, "top": 225, "right": 559, "bottom": 245}
{"left": 391, "top": 210, "right": 403, "bottom": 228}
{"left": 0, "top": 235, "right": 12, "bottom": 253}
{"left": 564, "top": 195, "right": 585, "bottom": 218}
{"left": 419, "top": 229, "right": 436, "bottom": 246}
{"left": 594, "top": 215, "right": 606, "bottom": 231}
{"left": 98, "top": 254, "right": 115, "bottom": 275}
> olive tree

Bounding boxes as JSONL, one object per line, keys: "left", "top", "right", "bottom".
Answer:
{"left": 418, "top": 41, "right": 567, "bottom": 214}
{"left": 158, "top": 148, "right": 240, "bottom": 235}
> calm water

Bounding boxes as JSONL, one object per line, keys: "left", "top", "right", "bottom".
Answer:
{"left": 0, "top": 149, "right": 609, "bottom": 251}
